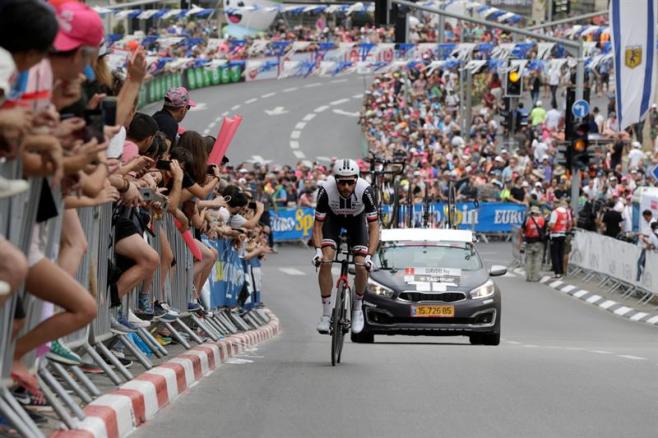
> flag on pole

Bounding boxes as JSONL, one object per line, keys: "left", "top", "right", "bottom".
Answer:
{"left": 610, "top": 0, "right": 658, "bottom": 131}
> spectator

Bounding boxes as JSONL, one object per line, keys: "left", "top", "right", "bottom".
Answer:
{"left": 153, "top": 87, "right": 195, "bottom": 146}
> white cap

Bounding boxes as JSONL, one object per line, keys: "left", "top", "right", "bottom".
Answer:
{"left": 536, "top": 100, "right": 543, "bottom": 106}
{"left": 632, "top": 141, "right": 641, "bottom": 148}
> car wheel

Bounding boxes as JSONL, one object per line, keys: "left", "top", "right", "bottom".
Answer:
{"left": 351, "top": 331, "right": 374, "bottom": 343}
{"left": 482, "top": 332, "right": 500, "bottom": 346}
{"left": 469, "top": 334, "right": 484, "bottom": 345}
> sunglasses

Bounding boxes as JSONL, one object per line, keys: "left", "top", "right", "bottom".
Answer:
{"left": 337, "top": 179, "right": 357, "bottom": 187}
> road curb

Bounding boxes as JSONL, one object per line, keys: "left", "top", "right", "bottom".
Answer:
{"left": 510, "top": 267, "right": 658, "bottom": 328}
{"left": 50, "top": 311, "right": 280, "bottom": 438}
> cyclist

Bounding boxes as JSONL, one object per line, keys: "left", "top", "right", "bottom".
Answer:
{"left": 312, "top": 159, "right": 380, "bottom": 335}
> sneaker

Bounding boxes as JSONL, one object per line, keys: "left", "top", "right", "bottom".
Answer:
{"left": 158, "top": 302, "right": 180, "bottom": 317}
{"left": 111, "top": 317, "right": 136, "bottom": 334}
{"left": 103, "top": 355, "right": 133, "bottom": 369}
{"left": 128, "top": 309, "right": 150, "bottom": 328}
{"left": 12, "top": 387, "right": 51, "bottom": 412}
{"left": 47, "top": 340, "right": 81, "bottom": 366}
{"left": 117, "top": 315, "right": 139, "bottom": 332}
{"left": 187, "top": 300, "right": 202, "bottom": 312}
{"left": 0, "top": 176, "right": 29, "bottom": 200}
{"left": 136, "top": 294, "right": 154, "bottom": 321}
{"left": 351, "top": 308, "right": 365, "bottom": 334}
{"left": 154, "top": 302, "right": 178, "bottom": 322}
{"left": 154, "top": 334, "right": 172, "bottom": 346}
{"left": 316, "top": 315, "right": 330, "bottom": 334}
{"left": 110, "top": 349, "right": 126, "bottom": 360}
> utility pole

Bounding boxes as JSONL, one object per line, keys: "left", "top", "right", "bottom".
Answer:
{"left": 437, "top": 0, "right": 445, "bottom": 44}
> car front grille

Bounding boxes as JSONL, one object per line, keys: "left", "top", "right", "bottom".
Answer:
{"left": 398, "top": 291, "right": 466, "bottom": 303}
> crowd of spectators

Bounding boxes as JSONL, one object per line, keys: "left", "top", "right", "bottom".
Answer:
{"left": 0, "top": 0, "right": 274, "bottom": 426}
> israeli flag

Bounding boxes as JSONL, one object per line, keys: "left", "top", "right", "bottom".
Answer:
{"left": 610, "top": 0, "right": 658, "bottom": 131}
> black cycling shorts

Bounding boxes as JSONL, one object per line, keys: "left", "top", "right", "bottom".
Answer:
{"left": 321, "top": 213, "right": 369, "bottom": 255}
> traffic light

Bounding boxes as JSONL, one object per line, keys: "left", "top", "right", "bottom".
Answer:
{"left": 571, "top": 123, "right": 590, "bottom": 169}
{"left": 505, "top": 66, "right": 522, "bottom": 97}
{"left": 552, "top": 0, "right": 570, "bottom": 16}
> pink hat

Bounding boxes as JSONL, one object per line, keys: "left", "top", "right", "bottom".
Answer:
{"left": 53, "top": 1, "right": 104, "bottom": 52}
{"left": 165, "top": 87, "right": 196, "bottom": 108}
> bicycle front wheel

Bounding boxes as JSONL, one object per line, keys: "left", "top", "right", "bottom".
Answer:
{"left": 331, "top": 284, "right": 345, "bottom": 366}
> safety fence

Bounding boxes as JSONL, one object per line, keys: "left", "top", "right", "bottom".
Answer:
{"left": 270, "top": 202, "right": 527, "bottom": 242}
{"left": 568, "top": 230, "right": 658, "bottom": 305}
{"left": 0, "top": 164, "right": 272, "bottom": 436}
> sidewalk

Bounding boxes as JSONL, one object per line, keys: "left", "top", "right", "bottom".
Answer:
{"left": 511, "top": 266, "right": 658, "bottom": 327}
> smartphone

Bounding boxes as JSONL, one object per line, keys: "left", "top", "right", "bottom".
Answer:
{"left": 207, "top": 164, "right": 217, "bottom": 175}
{"left": 156, "top": 160, "right": 171, "bottom": 171}
{"left": 83, "top": 109, "right": 104, "bottom": 143}
{"left": 139, "top": 187, "right": 154, "bottom": 201}
{"left": 248, "top": 201, "right": 257, "bottom": 210}
{"left": 100, "top": 97, "right": 117, "bottom": 126}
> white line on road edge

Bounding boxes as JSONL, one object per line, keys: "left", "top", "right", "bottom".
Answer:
{"left": 330, "top": 78, "right": 348, "bottom": 84}
{"left": 332, "top": 109, "right": 359, "bottom": 117}
{"left": 572, "top": 290, "right": 589, "bottom": 298}
{"left": 506, "top": 340, "right": 521, "bottom": 345}
{"left": 549, "top": 280, "right": 564, "bottom": 288}
{"left": 290, "top": 130, "right": 301, "bottom": 139}
{"left": 304, "top": 82, "right": 322, "bottom": 88}
{"left": 617, "top": 355, "right": 647, "bottom": 360}
{"left": 279, "top": 268, "right": 306, "bottom": 276}
{"left": 599, "top": 300, "right": 617, "bottom": 310}
{"left": 231, "top": 104, "right": 241, "bottom": 110}
{"left": 352, "top": 94, "right": 364, "bottom": 99}
{"left": 630, "top": 312, "right": 649, "bottom": 321}
{"left": 295, "top": 122, "right": 306, "bottom": 130}
{"left": 261, "top": 92, "right": 276, "bottom": 98}
{"left": 283, "top": 87, "right": 298, "bottom": 93}
{"left": 585, "top": 295, "right": 602, "bottom": 304}
{"left": 303, "top": 113, "right": 316, "bottom": 122}
{"left": 314, "top": 105, "right": 329, "bottom": 113}
{"left": 589, "top": 350, "right": 613, "bottom": 354}
{"left": 245, "top": 98, "right": 258, "bottom": 104}
{"left": 645, "top": 315, "right": 658, "bottom": 324}
{"left": 560, "top": 284, "right": 577, "bottom": 293}
{"left": 293, "top": 150, "right": 306, "bottom": 158}
{"left": 613, "top": 306, "right": 633, "bottom": 316}
{"left": 289, "top": 141, "right": 300, "bottom": 149}
{"left": 330, "top": 98, "right": 350, "bottom": 106}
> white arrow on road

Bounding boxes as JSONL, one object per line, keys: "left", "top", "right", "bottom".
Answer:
{"left": 188, "top": 102, "right": 207, "bottom": 112}
{"left": 332, "top": 109, "right": 359, "bottom": 117}
{"left": 265, "top": 106, "right": 289, "bottom": 116}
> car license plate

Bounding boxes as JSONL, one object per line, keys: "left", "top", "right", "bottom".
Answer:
{"left": 412, "top": 305, "right": 454, "bottom": 317}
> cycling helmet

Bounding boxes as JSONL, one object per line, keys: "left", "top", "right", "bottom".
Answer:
{"left": 333, "top": 159, "right": 360, "bottom": 178}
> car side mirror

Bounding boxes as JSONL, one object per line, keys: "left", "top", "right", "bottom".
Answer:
{"left": 489, "top": 265, "right": 507, "bottom": 277}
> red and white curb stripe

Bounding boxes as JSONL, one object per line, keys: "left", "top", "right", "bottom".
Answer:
{"left": 51, "top": 313, "right": 280, "bottom": 438}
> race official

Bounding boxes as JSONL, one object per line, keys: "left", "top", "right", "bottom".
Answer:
{"left": 522, "top": 206, "right": 545, "bottom": 282}
{"left": 548, "top": 198, "right": 573, "bottom": 278}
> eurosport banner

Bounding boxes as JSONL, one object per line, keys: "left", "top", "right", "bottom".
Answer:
{"left": 270, "top": 203, "right": 527, "bottom": 241}
{"left": 203, "top": 238, "right": 245, "bottom": 308}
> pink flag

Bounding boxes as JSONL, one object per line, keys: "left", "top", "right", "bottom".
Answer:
{"left": 207, "top": 115, "right": 243, "bottom": 166}
{"left": 175, "top": 219, "right": 203, "bottom": 261}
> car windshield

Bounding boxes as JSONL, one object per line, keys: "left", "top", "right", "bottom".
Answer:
{"left": 378, "top": 244, "right": 482, "bottom": 271}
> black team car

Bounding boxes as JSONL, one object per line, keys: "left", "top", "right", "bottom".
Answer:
{"left": 353, "top": 228, "right": 506, "bottom": 345}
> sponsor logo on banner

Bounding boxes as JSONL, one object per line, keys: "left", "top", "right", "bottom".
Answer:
{"left": 624, "top": 46, "right": 642, "bottom": 69}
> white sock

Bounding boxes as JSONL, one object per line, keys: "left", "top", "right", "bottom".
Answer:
{"left": 322, "top": 297, "right": 331, "bottom": 316}
{"left": 353, "top": 296, "right": 363, "bottom": 310}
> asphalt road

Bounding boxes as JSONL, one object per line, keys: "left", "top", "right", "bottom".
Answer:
{"left": 133, "top": 243, "right": 658, "bottom": 438}
{"left": 142, "top": 75, "right": 371, "bottom": 166}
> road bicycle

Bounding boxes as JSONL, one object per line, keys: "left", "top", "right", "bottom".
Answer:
{"left": 364, "top": 152, "right": 406, "bottom": 229}
{"left": 318, "top": 240, "right": 364, "bottom": 366}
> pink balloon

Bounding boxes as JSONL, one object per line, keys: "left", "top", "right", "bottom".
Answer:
{"left": 207, "top": 115, "right": 243, "bottom": 166}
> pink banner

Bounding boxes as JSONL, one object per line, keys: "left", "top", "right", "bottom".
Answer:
{"left": 207, "top": 115, "right": 243, "bottom": 166}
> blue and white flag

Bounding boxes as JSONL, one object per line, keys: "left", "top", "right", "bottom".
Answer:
{"left": 610, "top": 0, "right": 658, "bottom": 131}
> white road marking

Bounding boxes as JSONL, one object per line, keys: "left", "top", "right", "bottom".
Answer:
{"left": 290, "top": 130, "right": 301, "bottom": 139}
{"left": 599, "top": 300, "right": 617, "bottom": 310}
{"left": 245, "top": 98, "right": 258, "bottom": 104}
{"left": 304, "top": 82, "right": 322, "bottom": 88}
{"left": 630, "top": 312, "right": 649, "bottom": 321}
{"left": 617, "top": 355, "right": 647, "bottom": 361}
{"left": 330, "top": 98, "right": 350, "bottom": 106}
{"left": 314, "top": 105, "right": 329, "bottom": 113}
{"left": 188, "top": 102, "right": 207, "bottom": 112}
{"left": 522, "top": 344, "right": 539, "bottom": 348}
{"left": 265, "top": 106, "right": 288, "bottom": 116}
{"left": 316, "top": 156, "right": 331, "bottom": 162}
{"left": 231, "top": 104, "right": 241, "bottom": 110}
{"left": 303, "top": 113, "right": 316, "bottom": 122}
{"left": 645, "top": 315, "right": 658, "bottom": 324}
{"left": 279, "top": 268, "right": 306, "bottom": 276}
{"left": 613, "top": 306, "right": 633, "bottom": 316}
{"left": 293, "top": 150, "right": 306, "bottom": 158}
{"left": 295, "top": 122, "right": 306, "bottom": 130}
{"left": 202, "top": 128, "right": 210, "bottom": 135}
{"left": 352, "top": 93, "right": 364, "bottom": 99}
{"left": 289, "top": 141, "right": 300, "bottom": 149}
{"left": 330, "top": 78, "right": 348, "bottom": 84}
{"left": 589, "top": 350, "right": 613, "bottom": 355}
{"left": 226, "top": 358, "right": 254, "bottom": 364}
{"left": 572, "top": 290, "right": 589, "bottom": 298}
{"left": 560, "top": 284, "right": 577, "bottom": 293}
{"left": 261, "top": 92, "right": 276, "bottom": 98}
{"left": 283, "top": 87, "right": 298, "bottom": 93}
{"left": 585, "top": 295, "right": 602, "bottom": 304}
{"left": 506, "top": 341, "right": 521, "bottom": 345}
{"left": 332, "top": 109, "right": 359, "bottom": 117}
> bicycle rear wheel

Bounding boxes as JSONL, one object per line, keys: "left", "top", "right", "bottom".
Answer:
{"left": 331, "top": 284, "right": 345, "bottom": 366}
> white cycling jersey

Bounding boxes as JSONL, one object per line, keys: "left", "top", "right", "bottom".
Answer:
{"left": 315, "top": 176, "right": 378, "bottom": 221}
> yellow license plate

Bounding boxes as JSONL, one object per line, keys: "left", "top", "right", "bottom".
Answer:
{"left": 412, "top": 305, "right": 455, "bottom": 317}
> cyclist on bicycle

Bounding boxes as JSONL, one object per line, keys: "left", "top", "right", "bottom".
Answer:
{"left": 312, "top": 159, "right": 380, "bottom": 335}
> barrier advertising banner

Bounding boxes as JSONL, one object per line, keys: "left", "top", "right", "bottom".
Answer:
{"left": 269, "top": 203, "right": 527, "bottom": 242}
{"left": 204, "top": 238, "right": 245, "bottom": 308}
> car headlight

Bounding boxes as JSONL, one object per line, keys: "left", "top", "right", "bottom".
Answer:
{"left": 368, "top": 279, "right": 395, "bottom": 298}
{"left": 470, "top": 280, "right": 495, "bottom": 299}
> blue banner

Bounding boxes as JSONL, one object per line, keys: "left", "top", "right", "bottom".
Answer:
{"left": 204, "top": 238, "right": 245, "bottom": 308}
{"left": 270, "top": 203, "right": 527, "bottom": 241}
